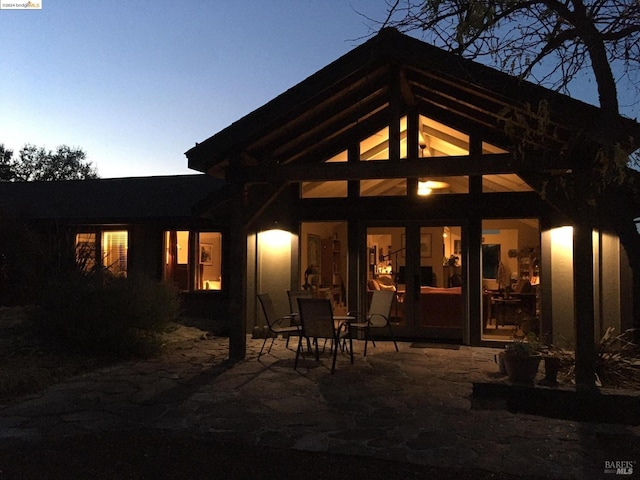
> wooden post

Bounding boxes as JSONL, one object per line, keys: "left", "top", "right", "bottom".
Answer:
{"left": 227, "top": 184, "right": 247, "bottom": 361}
{"left": 573, "top": 221, "right": 596, "bottom": 390}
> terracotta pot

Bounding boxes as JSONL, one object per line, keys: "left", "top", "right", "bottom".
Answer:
{"left": 503, "top": 352, "right": 542, "bottom": 384}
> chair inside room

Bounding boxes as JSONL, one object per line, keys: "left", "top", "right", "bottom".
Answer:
{"left": 257, "top": 293, "right": 301, "bottom": 358}
{"left": 295, "top": 297, "right": 353, "bottom": 374}
{"left": 348, "top": 289, "right": 398, "bottom": 356}
{"left": 449, "top": 274, "right": 463, "bottom": 287}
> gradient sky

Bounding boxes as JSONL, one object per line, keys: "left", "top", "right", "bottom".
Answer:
{"left": 1, "top": 1, "right": 636, "bottom": 179}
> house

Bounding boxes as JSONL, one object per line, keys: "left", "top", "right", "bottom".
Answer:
{"left": 185, "top": 28, "right": 640, "bottom": 385}
{"left": 2, "top": 29, "right": 638, "bottom": 388}
{"left": 0, "top": 174, "right": 227, "bottom": 319}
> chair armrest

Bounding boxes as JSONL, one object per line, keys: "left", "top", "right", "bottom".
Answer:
{"left": 368, "top": 313, "right": 390, "bottom": 327}
{"left": 272, "top": 314, "right": 296, "bottom": 328}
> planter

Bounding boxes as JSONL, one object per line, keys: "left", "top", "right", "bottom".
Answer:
{"left": 494, "top": 351, "right": 507, "bottom": 374}
{"left": 503, "top": 352, "right": 542, "bottom": 384}
{"left": 538, "top": 356, "right": 561, "bottom": 386}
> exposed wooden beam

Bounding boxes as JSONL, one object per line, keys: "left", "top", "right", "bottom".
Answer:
{"left": 272, "top": 104, "right": 390, "bottom": 166}
{"left": 259, "top": 90, "right": 389, "bottom": 164}
{"left": 226, "top": 153, "right": 570, "bottom": 184}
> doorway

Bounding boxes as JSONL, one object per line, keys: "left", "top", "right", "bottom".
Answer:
{"left": 480, "top": 219, "right": 541, "bottom": 342}
{"left": 366, "top": 224, "right": 464, "bottom": 341}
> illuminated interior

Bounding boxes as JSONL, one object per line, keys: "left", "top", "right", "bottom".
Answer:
{"left": 481, "top": 219, "right": 541, "bottom": 342}
{"left": 75, "top": 231, "right": 128, "bottom": 277}
{"left": 164, "top": 230, "right": 222, "bottom": 291}
{"left": 481, "top": 142, "right": 533, "bottom": 193}
{"left": 302, "top": 115, "right": 523, "bottom": 198}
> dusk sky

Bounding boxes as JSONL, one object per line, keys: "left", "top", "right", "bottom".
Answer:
{"left": 1, "top": 1, "right": 636, "bottom": 179}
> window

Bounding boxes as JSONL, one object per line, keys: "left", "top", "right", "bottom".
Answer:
{"left": 75, "top": 230, "right": 128, "bottom": 276}
{"left": 164, "top": 231, "right": 190, "bottom": 290}
{"left": 301, "top": 150, "right": 348, "bottom": 198}
{"left": 196, "top": 232, "right": 222, "bottom": 290}
{"left": 102, "top": 231, "right": 128, "bottom": 276}
{"left": 75, "top": 233, "right": 96, "bottom": 273}
{"left": 163, "top": 230, "right": 222, "bottom": 291}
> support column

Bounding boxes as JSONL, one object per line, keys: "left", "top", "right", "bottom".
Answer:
{"left": 573, "top": 221, "right": 596, "bottom": 390}
{"left": 227, "top": 184, "right": 247, "bottom": 361}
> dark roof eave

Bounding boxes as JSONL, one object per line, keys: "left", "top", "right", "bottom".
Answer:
{"left": 186, "top": 28, "right": 640, "bottom": 172}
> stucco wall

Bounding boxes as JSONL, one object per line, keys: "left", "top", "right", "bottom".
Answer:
{"left": 547, "top": 227, "right": 575, "bottom": 345}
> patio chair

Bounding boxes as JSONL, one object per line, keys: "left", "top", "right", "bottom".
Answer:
{"left": 287, "top": 289, "right": 312, "bottom": 349}
{"left": 287, "top": 289, "right": 313, "bottom": 322}
{"left": 257, "top": 293, "right": 301, "bottom": 358}
{"left": 348, "top": 289, "right": 398, "bottom": 356}
{"left": 295, "top": 297, "right": 353, "bottom": 373}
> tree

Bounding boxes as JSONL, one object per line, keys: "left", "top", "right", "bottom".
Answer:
{"left": 0, "top": 144, "right": 13, "bottom": 181}
{"left": 0, "top": 143, "right": 98, "bottom": 181}
{"left": 375, "top": 1, "right": 640, "bottom": 388}
{"left": 378, "top": 1, "right": 639, "bottom": 116}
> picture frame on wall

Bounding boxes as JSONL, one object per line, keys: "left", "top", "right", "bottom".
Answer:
{"left": 199, "top": 243, "right": 213, "bottom": 265}
{"left": 420, "top": 233, "right": 432, "bottom": 258}
{"left": 400, "top": 233, "right": 433, "bottom": 258}
{"left": 307, "top": 234, "right": 321, "bottom": 269}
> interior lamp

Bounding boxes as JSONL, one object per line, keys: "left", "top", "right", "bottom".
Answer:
{"left": 417, "top": 179, "right": 449, "bottom": 196}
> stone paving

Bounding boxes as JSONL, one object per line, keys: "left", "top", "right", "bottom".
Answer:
{"left": 1, "top": 332, "right": 639, "bottom": 479}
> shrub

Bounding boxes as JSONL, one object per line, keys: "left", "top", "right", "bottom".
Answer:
{"left": 33, "top": 273, "right": 181, "bottom": 358}
{"left": 594, "top": 327, "right": 640, "bottom": 389}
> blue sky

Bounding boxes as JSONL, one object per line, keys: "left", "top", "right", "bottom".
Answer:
{"left": 1, "top": 1, "right": 636, "bottom": 178}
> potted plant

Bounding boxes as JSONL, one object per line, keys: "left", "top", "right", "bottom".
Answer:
{"left": 503, "top": 334, "right": 542, "bottom": 384}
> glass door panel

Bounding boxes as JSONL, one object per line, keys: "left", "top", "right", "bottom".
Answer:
{"left": 367, "top": 224, "right": 464, "bottom": 341}
{"left": 366, "top": 227, "right": 406, "bottom": 330}
{"left": 414, "top": 226, "right": 464, "bottom": 340}
{"left": 481, "top": 219, "right": 541, "bottom": 342}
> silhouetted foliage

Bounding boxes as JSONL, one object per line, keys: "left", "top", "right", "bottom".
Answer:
{"left": 0, "top": 143, "right": 98, "bottom": 181}
{"left": 34, "top": 273, "right": 181, "bottom": 358}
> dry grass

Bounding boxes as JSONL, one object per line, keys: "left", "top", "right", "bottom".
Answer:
{"left": 0, "top": 307, "right": 207, "bottom": 404}
{"left": 0, "top": 306, "right": 111, "bottom": 403}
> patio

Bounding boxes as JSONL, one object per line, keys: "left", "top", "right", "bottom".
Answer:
{"left": 1, "top": 333, "right": 638, "bottom": 479}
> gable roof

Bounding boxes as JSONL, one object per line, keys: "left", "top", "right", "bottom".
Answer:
{"left": 186, "top": 28, "right": 640, "bottom": 176}
{"left": 0, "top": 175, "right": 225, "bottom": 223}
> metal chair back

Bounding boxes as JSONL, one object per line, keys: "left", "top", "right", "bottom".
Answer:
{"left": 368, "top": 290, "right": 394, "bottom": 327}
{"left": 287, "top": 290, "right": 312, "bottom": 315}
{"left": 297, "top": 297, "right": 335, "bottom": 339}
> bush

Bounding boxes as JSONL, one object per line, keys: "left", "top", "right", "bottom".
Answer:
{"left": 33, "top": 273, "right": 181, "bottom": 358}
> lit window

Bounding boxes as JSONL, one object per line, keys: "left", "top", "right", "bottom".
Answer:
{"left": 76, "top": 231, "right": 128, "bottom": 276}
{"left": 75, "top": 233, "right": 96, "bottom": 273}
{"left": 102, "top": 231, "right": 128, "bottom": 276}
{"left": 164, "top": 230, "right": 222, "bottom": 291}
{"left": 196, "top": 232, "right": 222, "bottom": 290}
{"left": 301, "top": 150, "right": 348, "bottom": 198}
{"left": 164, "top": 231, "right": 190, "bottom": 290}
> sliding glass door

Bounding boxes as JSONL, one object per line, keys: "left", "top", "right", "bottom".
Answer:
{"left": 366, "top": 224, "right": 464, "bottom": 340}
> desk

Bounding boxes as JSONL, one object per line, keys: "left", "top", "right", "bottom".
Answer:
{"left": 492, "top": 298, "right": 521, "bottom": 328}
{"left": 511, "top": 292, "right": 537, "bottom": 316}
